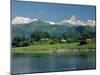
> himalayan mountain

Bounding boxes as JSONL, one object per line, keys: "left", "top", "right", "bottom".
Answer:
{"left": 12, "top": 16, "right": 96, "bottom": 39}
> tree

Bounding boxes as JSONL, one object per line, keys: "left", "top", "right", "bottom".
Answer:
{"left": 31, "top": 31, "right": 42, "bottom": 41}
{"left": 76, "top": 26, "right": 87, "bottom": 45}
{"left": 12, "top": 36, "right": 21, "bottom": 47}
{"left": 79, "top": 35, "right": 87, "bottom": 45}
{"left": 12, "top": 36, "right": 30, "bottom": 47}
{"left": 31, "top": 31, "right": 51, "bottom": 41}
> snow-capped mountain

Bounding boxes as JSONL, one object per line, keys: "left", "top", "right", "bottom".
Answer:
{"left": 45, "top": 21, "right": 56, "bottom": 25}
{"left": 12, "top": 16, "right": 96, "bottom": 26}
{"left": 12, "top": 16, "right": 96, "bottom": 38}
{"left": 61, "top": 15, "right": 96, "bottom": 26}
{"left": 12, "top": 17, "right": 38, "bottom": 24}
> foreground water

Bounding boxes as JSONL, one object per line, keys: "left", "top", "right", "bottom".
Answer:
{"left": 11, "top": 49, "right": 96, "bottom": 74}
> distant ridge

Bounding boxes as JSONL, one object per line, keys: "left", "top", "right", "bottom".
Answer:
{"left": 12, "top": 15, "right": 96, "bottom": 26}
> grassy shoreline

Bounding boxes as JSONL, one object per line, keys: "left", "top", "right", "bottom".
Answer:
{"left": 12, "top": 42, "right": 96, "bottom": 54}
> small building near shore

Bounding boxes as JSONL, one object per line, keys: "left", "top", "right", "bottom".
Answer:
{"left": 61, "top": 39, "right": 66, "bottom": 43}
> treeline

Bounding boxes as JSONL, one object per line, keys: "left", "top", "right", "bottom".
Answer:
{"left": 12, "top": 26, "right": 96, "bottom": 47}
{"left": 12, "top": 31, "right": 65, "bottom": 47}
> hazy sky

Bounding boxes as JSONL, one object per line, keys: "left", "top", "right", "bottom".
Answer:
{"left": 12, "top": 0, "right": 96, "bottom": 22}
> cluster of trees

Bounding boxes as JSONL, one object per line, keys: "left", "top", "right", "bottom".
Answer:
{"left": 76, "top": 26, "right": 95, "bottom": 39}
{"left": 31, "top": 31, "right": 50, "bottom": 41}
{"left": 12, "top": 31, "right": 51, "bottom": 47}
{"left": 76, "top": 26, "right": 95, "bottom": 45}
{"left": 12, "top": 31, "right": 71, "bottom": 47}
{"left": 12, "top": 36, "right": 30, "bottom": 47}
{"left": 12, "top": 26, "right": 96, "bottom": 47}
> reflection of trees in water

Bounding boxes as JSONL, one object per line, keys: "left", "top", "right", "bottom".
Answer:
{"left": 78, "top": 52, "right": 90, "bottom": 69}
{"left": 12, "top": 51, "right": 96, "bottom": 74}
{"left": 79, "top": 53, "right": 87, "bottom": 58}
{"left": 53, "top": 49, "right": 57, "bottom": 56}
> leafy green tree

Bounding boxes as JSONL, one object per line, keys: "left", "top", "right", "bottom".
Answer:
{"left": 31, "top": 31, "right": 42, "bottom": 41}
{"left": 31, "top": 31, "right": 51, "bottom": 41}
{"left": 76, "top": 26, "right": 87, "bottom": 45}
{"left": 12, "top": 36, "right": 21, "bottom": 47}
{"left": 12, "top": 36, "right": 30, "bottom": 47}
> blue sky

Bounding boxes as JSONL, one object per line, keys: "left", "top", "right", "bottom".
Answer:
{"left": 12, "top": 0, "right": 96, "bottom": 22}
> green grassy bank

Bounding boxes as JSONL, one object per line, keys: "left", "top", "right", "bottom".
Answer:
{"left": 12, "top": 41, "right": 96, "bottom": 54}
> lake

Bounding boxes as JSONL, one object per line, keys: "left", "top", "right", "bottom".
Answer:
{"left": 11, "top": 49, "right": 96, "bottom": 74}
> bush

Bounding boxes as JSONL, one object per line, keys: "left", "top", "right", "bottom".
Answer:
{"left": 66, "top": 39, "right": 72, "bottom": 43}
{"left": 79, "top": 40, "right": 87, "bottom": 45}
{"left": 20, "top": 41, "right": 30, "bottom": 47}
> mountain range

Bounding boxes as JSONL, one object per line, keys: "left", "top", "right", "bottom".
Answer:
{"left": 12, "top": 16, "right": 96, "bottom": 40}
{"left": 12, "top": 15, "right": 96, "bottom": 26}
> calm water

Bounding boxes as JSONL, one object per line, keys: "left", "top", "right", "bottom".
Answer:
{"left": 11, "top": 50, "right": 96, "bottom": 74}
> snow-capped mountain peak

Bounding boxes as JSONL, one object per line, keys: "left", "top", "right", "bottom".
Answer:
{"left": 62, "top": 15, "right": 78, "bottom": 25}
{"left": 12, "top": 16, "right": 96, "bottom": 26}
{"left": 45, "top": 21, "right": 56, "bottom": 25}
{"left": 12, "top": 16, "right": 38, "bottom": 24}
{"left": 12, "top": 16, "right": 56, "bottom": 25}
{"left": 61, "top": 15, "right": 96, "bottom": 26}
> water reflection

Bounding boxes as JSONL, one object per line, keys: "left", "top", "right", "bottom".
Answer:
{"left": 11, "top": 49, "right": 96, "bottom": 74}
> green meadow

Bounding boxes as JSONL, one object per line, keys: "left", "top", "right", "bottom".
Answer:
{"left": 12, "top": 41, "right": 96, "bottom": 54}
